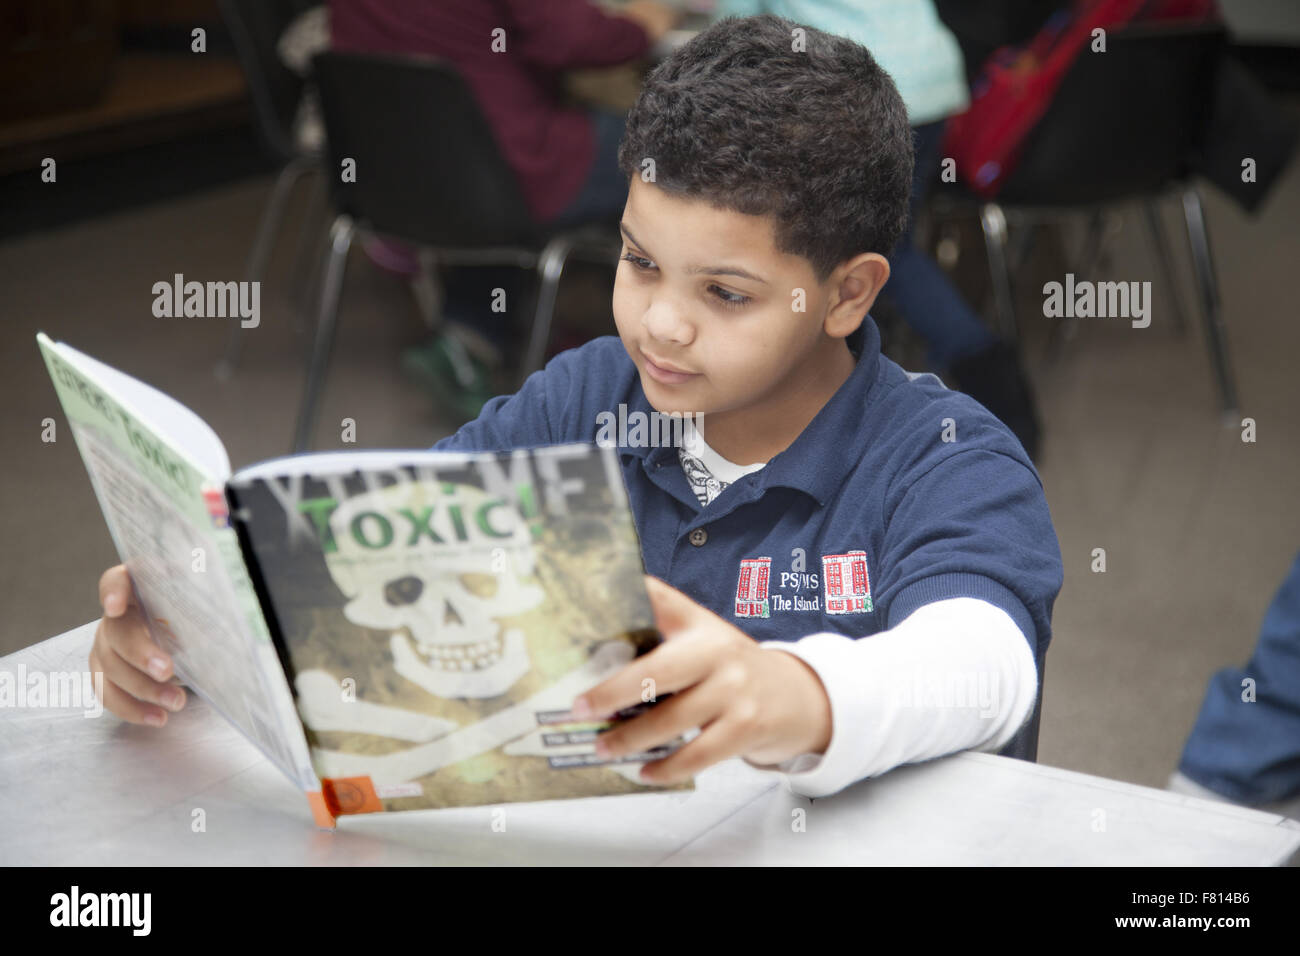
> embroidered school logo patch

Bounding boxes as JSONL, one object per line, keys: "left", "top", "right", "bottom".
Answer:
{"left": 822, "top": 550, "right": 872, "bottom": 614}
{"left": 735, "top": 557, "right": 771, "bottom": 618}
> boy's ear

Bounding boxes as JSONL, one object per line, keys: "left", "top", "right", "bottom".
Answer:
{"left": 824, "top": 252, "right": 890, "bottom": 339}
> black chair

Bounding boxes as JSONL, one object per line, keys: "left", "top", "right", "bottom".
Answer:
{"left": 216, "top": 0, "right": 326, "bottom": 377}
{"left": 998, "top": 655, "right": 1045, "bottom": 763}
{"left": 293, "top": 50, "right": 622, "bottom": 451}
{"left": 932, "top": 21, "right": 1239, "bottom": 418}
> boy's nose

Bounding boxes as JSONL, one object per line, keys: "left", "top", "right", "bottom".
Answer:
{"left": 641, "top": 299, "right": 694, "bottom": 348}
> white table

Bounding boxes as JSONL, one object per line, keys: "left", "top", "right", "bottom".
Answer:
{"left": 3, "top": 623, "right": 1298, "bottom": 866}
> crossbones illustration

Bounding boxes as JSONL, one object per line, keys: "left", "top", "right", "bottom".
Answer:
{"left": 294, "top": 479, "right": 649, "bottom": 785}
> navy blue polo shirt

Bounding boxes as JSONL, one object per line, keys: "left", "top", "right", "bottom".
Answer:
{"left": 432, "top": 320, "right": 1062, "bottom": 670}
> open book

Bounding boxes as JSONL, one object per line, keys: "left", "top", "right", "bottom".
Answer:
{"left": 37, "top": 333, "right": 689, "bottom": 828}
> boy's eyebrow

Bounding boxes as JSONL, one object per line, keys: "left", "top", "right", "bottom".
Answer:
{"left": 620, "top": 222, "right": 769, "bottom": 285}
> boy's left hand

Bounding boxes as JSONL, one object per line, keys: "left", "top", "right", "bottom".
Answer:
{"left": 572, "top": 576, "right": 833, "bottom": 784}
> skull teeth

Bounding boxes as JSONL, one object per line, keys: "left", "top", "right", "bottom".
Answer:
{"left": 415, "top": 633, "right": 506, "bottom": 671}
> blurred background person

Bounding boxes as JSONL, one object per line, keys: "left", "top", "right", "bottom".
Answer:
{"left": 328, "top": 0, "right": 682, "bottom": 417}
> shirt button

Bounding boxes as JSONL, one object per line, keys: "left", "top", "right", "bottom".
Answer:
{"left": 689, "top": 528, "right": 708, "bottom": 547}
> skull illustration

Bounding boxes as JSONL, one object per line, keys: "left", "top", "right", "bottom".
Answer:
{"left": 323, "top": 479, "right": 544, "bottom": 698}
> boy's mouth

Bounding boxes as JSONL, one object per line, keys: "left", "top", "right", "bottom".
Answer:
{"left": 641, "top": 349, "right": 699, "bottom": 385}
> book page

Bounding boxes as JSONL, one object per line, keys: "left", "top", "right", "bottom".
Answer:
{"left": 37, "top": 334, "right": 316, "bottom": 791}
{"left": 47, "top": 337, "right": 233, "bottom": 482}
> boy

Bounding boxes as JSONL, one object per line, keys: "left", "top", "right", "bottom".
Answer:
{"left": 91, "top": 16, "right": 1062, "bottom": 798}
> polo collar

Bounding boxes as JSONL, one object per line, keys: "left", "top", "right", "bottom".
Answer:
{"left": 620, "top": 320, "right": 883, "bottom": 508}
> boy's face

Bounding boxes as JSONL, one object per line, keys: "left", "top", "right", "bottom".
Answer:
{"left": 612, "top": 178, "right": 848, "bottom": 420}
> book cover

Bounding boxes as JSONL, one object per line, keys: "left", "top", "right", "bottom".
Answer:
{"left": 228, "top": 444, "right": 691, "bottom": 814}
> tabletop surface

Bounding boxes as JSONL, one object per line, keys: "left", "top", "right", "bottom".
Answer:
{"left": 3, "top": 623, "right": 1298, "bottom": 866}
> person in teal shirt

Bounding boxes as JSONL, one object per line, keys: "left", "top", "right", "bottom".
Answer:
{"left": 717, "top": 0, "right": 969, "bottom": 124}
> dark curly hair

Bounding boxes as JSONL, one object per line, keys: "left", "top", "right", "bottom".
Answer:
{"left": 618, "top": 14, "right": 914, "bottom": 281}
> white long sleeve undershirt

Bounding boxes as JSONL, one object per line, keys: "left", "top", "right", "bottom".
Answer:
{"left": 743, "top": 597, "right": 1039, "bottom": 797}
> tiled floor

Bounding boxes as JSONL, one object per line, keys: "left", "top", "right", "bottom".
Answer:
{"left": 2, "top": 147, "right": 1297, "bottom": 794}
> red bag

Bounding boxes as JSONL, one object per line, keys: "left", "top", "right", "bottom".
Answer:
{"left": 941, "top": 0, "right": 1216, "bottom": 198}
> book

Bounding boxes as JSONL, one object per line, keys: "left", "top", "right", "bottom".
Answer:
{"left": 37, "top": 333, "right": 689, "bottom": 827}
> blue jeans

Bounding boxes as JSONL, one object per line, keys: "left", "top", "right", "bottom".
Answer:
{"left": 1178, "top": 550, "right": 1300, "bottom": 805}
{"left": 884, "top": 121, "right": 996, "bottom": 369}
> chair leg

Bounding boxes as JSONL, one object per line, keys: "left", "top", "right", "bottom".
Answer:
{"left": 288, "top": 167, "right": 328, "bottom": 310}
{"left": 217, "top": 154, "right": 317, "bottom": 379}
{"left": 1180, "top": 185, "right": 1240, "bottom": 420}
{"left": 1143, "top": 198, "right": 1188, "bottom": 336}
{"left": 293, "top": 215, "right": 355, "bottom": 453}
{"left": 295, "top": 220, "right": 335, "bottom": 337}
{"left": 1008, "top": 215, "right": 1045, "bottom": 277}
{"left": 1045, "top": 209, "right": 1110, "bottom": 358}
{"left": 1074, "top": 209, "right": 1109, "bottom": 278}
{"left": 979, "top": 202, "right": 1018, "bottom": 342}
{"left": 410, "top": 247, "right": 446, "bottom": 333}
{"left": 519, "top": 235, "right": 578, "bottom": 383}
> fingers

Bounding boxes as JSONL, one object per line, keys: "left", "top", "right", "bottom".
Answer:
{"left": 90, "top": 581, "right": 185, "bottom": 725}
{"left": 590, "top": 654, "right": 780, "bottom": 784}
{"left": 594, "top": 672, "right": 722, "bottom": 762}
{"left": 89, "top": 642, "right": 173, "bottom": 727}
{"left": 577, "top": 626, "right": 719, "bottom": 717}
{"left": 578, "top": 584, "right": 749, "bottom": 719}
{"left": 638, "top": 715, "right": 748, "bottom": 785}
{"left": 100, "top": 604, "right": 173, "bottom": 684}
{"left": 101, "top": 641, "right": 185, "bottom": 713}
{"left": 97, "top": 564, "right": 137, "bottom": 618}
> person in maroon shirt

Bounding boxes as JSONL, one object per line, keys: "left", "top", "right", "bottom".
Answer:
{"left": 328, "top": 0, "right": 681, "bottom": 416}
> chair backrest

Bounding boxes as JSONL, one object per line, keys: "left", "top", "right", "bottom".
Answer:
{"left": 219, "top": 0, "right": 317, "bottom": 163}
{"left": 999, "top": 21, "right": 1226, "bottom": 205}
{"left": 310, "top": 50, "right": 538, "bottom": 247}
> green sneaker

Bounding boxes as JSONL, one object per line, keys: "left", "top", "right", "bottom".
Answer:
{"left": 401, "top": 332, "right": 495, "bottom": 421}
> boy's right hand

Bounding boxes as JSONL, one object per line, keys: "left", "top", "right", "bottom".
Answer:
{"left": 91, "top": 565, "right": 186, "bottom": 726}
{"left": 619, "top": 0, "right": 683, "bottom": 44}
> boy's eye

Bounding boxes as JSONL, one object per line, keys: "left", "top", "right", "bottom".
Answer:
{"left": 709, "top": 285, "right": 750, "bottom": 309}
{"left": 622, "top": 249, "right": 750, "bottom": 309}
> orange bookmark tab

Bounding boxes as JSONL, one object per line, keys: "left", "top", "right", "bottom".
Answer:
{"left": 321, "top": 776, "right": 385, "bottom": 817}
